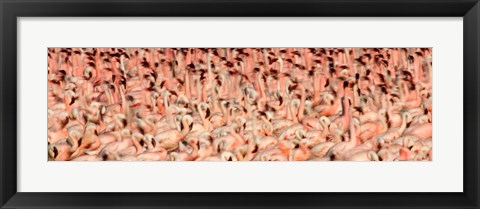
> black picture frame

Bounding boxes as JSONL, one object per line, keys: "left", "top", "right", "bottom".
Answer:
{"left": 1, "top": 0, "right": 479, "bottom": 208}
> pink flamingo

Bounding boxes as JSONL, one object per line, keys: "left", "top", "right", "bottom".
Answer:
{"left": 154, "top": 115, "right": 193, "bottom": 151}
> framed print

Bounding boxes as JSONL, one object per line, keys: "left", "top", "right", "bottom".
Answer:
{"left": 1, "top": 0, "right": 479, "bottom": 208}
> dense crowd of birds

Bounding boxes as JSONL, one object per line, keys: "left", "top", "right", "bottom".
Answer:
{"left": 48, "top": 48, "right": 432, "bottom": 161}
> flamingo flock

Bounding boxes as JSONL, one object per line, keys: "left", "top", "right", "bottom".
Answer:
{"left": 48, "top": 48, "right": 432, "bottom": 161}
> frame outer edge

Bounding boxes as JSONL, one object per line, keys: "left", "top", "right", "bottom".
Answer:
{"left": 477, "top": 3, "right": 479, "bottom": 207}
{"left": 475, "top": 2, "right": 479, "bottom": 207}
{"left": 0, "top": 1, "right": 17, "bottom": 209}
{"left": 0, "top": 0, "right": 2, "bottom": 206}
{"left": 0, "top": 0, "right": 5, "bottom": 208}
{"left": 464, "top": 1, "right": 480, "bottom": 208}
{"left": 1, "top": 0, "right": 480, "bottom": 209}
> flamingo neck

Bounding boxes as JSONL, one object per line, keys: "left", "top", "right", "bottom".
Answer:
{"left": 226, "top": 108, "right": 232, "bottom": 126}
{"left": 343, "top": 97, "right": 351, "bottom": 130}
{"left": 298, "top": 87, "right": 306, "bottom": 121}
{"left": 211, "top": 88, "right": 219, "bottom": 113}
{"left": 180, "top": 119, "right": 190, "bottom": 137}
{"left": 184, "top": 70, "right": 191, "bottom": 97}
{"left": 369, "top": 151, "right": 379, "bottom": 161}
{"left": 229, "top": 130, "right": 244, "bottom": 145}
{"left": 164, "top": 94, "right": 175, "bottom": 128}
{"left": 198, "top": 107, "right": 207, "bottom": 128}
{"left": 105, "top": 87, "right": 114, "bottom": 105}
{"left": 349, "top": 118, "right": 356, "bottom": 145}
{"left": 257, "top": 73, "right": 266, "bottom": 99}
{"left": 398, "top": 113, "right": 409, "bottom": 135}
{"left": 353, "top": 85, "right": 359, "bottom": 107}
{"left": 263, "top": 125, "right": 272, "bottom": 136}
{"left": 290, "top": 103, "right": 298, "bottom": 124}
{"left": 119, "top": 87, "right": 127, "bottom": 113}
{"left": 131, "top": 137, "right": 144, "bottom": 154}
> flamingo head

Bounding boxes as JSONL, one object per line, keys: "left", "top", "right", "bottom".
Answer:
{"left": 143, "top": 134, "right": 155, "bottom": 149}
{"left": 48, "top": 144, "right": 58, "bottom": 160}
{"left": 221, "top": 151, "right": 237, "bottom": 161}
